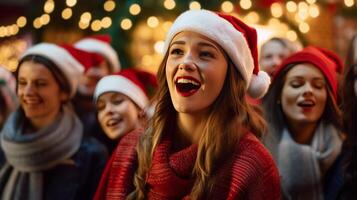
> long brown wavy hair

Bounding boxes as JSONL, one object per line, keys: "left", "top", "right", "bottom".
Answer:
{"left": 340, "top": 34, "right": 357, "bottom": 190}
{"left": 127, "top": 50, "right": 267, "bottom": 199}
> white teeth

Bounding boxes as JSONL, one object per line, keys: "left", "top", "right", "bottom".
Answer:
{"left": 177, "top": 78, "right": 200, "bottom": 86}
{"left": 106, "top": 118, "right": 121, "bottom": 127}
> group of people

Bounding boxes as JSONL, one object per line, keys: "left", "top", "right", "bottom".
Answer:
{"left": 0, "top": 9, "right": 356, "bottom": 200}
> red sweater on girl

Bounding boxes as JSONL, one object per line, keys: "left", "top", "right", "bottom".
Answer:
{"left": 94, "top": 129, "right": 281, "bottom": 200}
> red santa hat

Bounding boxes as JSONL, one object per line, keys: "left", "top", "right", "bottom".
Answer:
{"left": 21, "top": 43, "right": 104, "bottom": 97}
{"left": 94, "top": 68, "right": 158, "bottom": 109}
{"left": 75, "top": 34, "right": 121, "bottom": 73}
{"left": 273, "top": 46, "right": 343, "bottom": 100}
{"left": 162, "top": 9, "right": 270, "bottom": 99}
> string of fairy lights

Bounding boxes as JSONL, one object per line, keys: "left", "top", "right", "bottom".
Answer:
{"left": 0, "top": 0, "right": 356, "bottom": 39}
{"left": 0, "top": 0, "right": 356, "bottom": 72}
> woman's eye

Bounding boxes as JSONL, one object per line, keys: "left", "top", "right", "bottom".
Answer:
{"left": 96, "top": 102, "right": 105, "bottom": 111}
{"left": 112, "top": 99, "right": 124, "bottom": 105}
{"left": 170, "top": 48, "right": 183, "bottom": 55}
{"left": 200, "top": 51, "right": 214, "bottom": 58}
{"left": 313, "top": 81, "right": 325, "bottom": 89}
{"left": 35, "top": 82, "right": 47, "bottom": 87}
{"left": 290, "top": 80, "right": 303, "bottom": 88}
{"left": 18, "top": 81, "right": 26, "bottom": 86}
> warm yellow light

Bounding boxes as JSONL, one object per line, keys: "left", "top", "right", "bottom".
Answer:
{"left": 221, "top": 1, "right": 234, "bottom": 13}
{"left": 101, "top": 17, "right": 112, "bottom": 28}
{"left": 33, "top": 18, "right": 42, "bottom": 29}
{"left": 142, "top": 55, "right": 153, "bottom": 66}
{"left": 299, "top": 22, "right": 310, "bottom": 33}
{"left": 79, "top": 21, "right": 89, "bottom": 30}
{"left": 7, "top": 59, "right": 19, "bottom": 71}
{"left": 66, "top": 0, "right": 77, "bottom": 7}
{"left": 294, "top": 13, "right": 303, "bottom": 23}
{"left": 286, "top": 1, "right": 297, "bottom": 12}
{"left": 0, "top": 26, "right": 6, "bottom": 37}
{"left": 344, "top": 0, "right": 354, "bottom": 7}
{"left": 163, "top": 21, "right": 172, "bottom": 31}
{"left": 129, "top": 4, "right": 141, "bottom": 15}
{"left": 8, "top": 25, "right": 19, "bottom": 35}
{"left": 164, "top": 0, "right": 176, "bottom": 10}
{"left": 189, "top": 1, "right": 201, "bottom": 10}
{"left": 62, "top": 8, "right": 72, "bottom": 20}
{"left": 121, "top": 18, "right": 133, "bottom": 30}
{"left": 91, "top": 20, "right": 101, "bottom": 32}
{"left": 298, "top": 2, "right": 309, "bottom": 11}
{"left": 147, "top": 16, "right": 159, "bottom": 28}
{"left": 40, "top": 14, "right": 50, "bottom": 25}
{"left": 286, "top": 30, "right": 298, "bottom": 41}
{"left": 44, "top": 1, "right": 55, "bottom": 13}
{"left": 309, "top": 4, "right": 320, "bottom": 18}
{"left": 268, "top": 18, "right": 280, "bottom": 26}
{"left": 298, "top": 9, "right": 309, "bottom": 20}
{"left": 104, "top": 1, "right": 116, "bottom": 12}
{"left": 154, "top": 41, "right": 165, "bottom": 54}
{"left": 240, "top": 0, "right": 252, "bottom": 10}
{"left": 244, "top": 12, "right": 260, "bottom": 24}
{"left": 17, "top": 16, "right": 27, "bottom": 28}
{"left": 271, "top": 3, "right": 283, "bottom": 18}
{"left": 80, "top": 12, "right": 92, "bottom": 24}
{"left": 306, "top": 0, "right": 316, "bottom": 4}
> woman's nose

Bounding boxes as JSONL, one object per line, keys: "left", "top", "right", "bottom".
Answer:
{"left": 302, "top": 83, "right": 313, "bottom": 96}
{"left": 178, "top": 62, "right": 197, "bottom": 71}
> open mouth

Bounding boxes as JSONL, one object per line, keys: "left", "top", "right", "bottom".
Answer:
{"left": 175, "top": 76, "right": 201, "bottom": 97}
{"left": 23, "top": 98, "right": 42, "bottom": 106}
{"left": 297, "top": 100, "right": 315, "bottom": 108}
{"left": 106, "top": 118, "right": 122, "bottom": 128}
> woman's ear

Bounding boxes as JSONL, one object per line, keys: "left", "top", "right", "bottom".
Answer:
{"left": 138, "top": 109, "right": 147, "bottom": 120}
{"left": 60, "top": 91, "right": 70, "bottom": 103}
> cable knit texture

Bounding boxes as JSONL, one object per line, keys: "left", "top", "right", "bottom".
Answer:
{"left": 94, "top": 129, "right": 281, "bottom": 200}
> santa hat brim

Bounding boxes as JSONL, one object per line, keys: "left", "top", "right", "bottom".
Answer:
{"left": 21, "top": 43, "right": 84, "bottom": 98}
{"left": 94, "top": 75, "right": 149, "bottom": 109}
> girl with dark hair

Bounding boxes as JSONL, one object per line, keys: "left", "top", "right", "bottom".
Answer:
{"left": 94, "top": 9, "right": 280, "bottom": 200}
{"left": 263, "top": 46, "right": 344, "bottom": 200}
{"left": 0, "top": 43, "right": 108, "bottom": 200}
{"left": 338, "top": 34, "right": 357, "bottom": 199}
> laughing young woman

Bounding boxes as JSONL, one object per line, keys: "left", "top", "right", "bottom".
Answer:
{"left": 94, "top": 10, "right": 280, "bottom": 200}
{"left": 0, "top": 43, "right": 108, "bottom": 200}
{"left": 263, "top": 46, "right": 344, "bottom": 200}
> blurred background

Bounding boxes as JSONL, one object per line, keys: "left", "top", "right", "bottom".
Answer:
{"left": 0, "top": 0, "right": 356, "bottom": 73}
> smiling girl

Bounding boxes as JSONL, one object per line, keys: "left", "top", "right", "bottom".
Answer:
{"left": 263, "top": 46, "right": 344, "bottom": 199}
{"left": 93, "top": 68, "right": 157, "bottom": 153}
{"left": 94, "top": 9, "right": 280, "bottom": 200}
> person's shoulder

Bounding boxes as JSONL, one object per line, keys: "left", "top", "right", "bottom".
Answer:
{"left": 77, "top": 136, "right": 109, "bottom": 160}
{"left": 110, "top": 128, "right": 144, "bottom": 160}
{"left": 231, "top": 132, "right": 278, "bottom": 175}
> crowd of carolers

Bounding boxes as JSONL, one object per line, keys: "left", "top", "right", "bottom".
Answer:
{"left": 0, "top": 9, "right": 356, "bottom": 200}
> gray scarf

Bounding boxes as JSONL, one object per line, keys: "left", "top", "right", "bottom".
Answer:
{"left": 0, "top": 106, "right": 83, "bottom": 200}
{"left": 278, "top": 122, "right": 342, "bottom": 200}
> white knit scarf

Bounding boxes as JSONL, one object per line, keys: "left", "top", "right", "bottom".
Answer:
{"left": 0, "top": 106, "right": 83, "bottom": 200}
{"left": 278, "top": 122, "right": 342, "bottom": 200}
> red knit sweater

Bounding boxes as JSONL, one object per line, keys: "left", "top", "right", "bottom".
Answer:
{"left": 94, "top": 129, "right": 281, "bottom": 200}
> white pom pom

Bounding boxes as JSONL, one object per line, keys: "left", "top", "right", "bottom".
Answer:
{"left": 247, "top": 71, "right": 271, "bottom": 99}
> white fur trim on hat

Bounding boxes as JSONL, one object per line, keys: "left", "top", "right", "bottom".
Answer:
{"left": 247, "top": 71, "right": 270, "bottom": 99}
{"left": 94, "top": 75, "right": 149, "bottom": 109}
{"left": 21, "top": 43, "right": 84, "bottom": 98}
{"left": 163, "top": 10, "right": 254, "bottom": 87}
{"left": 75, "top": 39, "right": 121, "bottom": 72}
